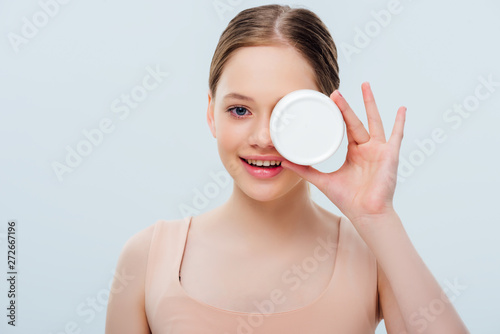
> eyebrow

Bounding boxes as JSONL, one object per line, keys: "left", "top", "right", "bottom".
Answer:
{"left": 223, "top": 92, "right": 256, "bottom": 102}
{"left": 223, "top": 92, "right": 285, "bottom": 105}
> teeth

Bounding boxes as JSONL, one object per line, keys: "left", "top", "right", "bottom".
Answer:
{"left": 245, "top": 159, "right": 281, "bottom": 166}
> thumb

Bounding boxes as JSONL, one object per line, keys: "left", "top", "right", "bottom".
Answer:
{"left": 281, "top": 160, "right": 324, "bottom": 189}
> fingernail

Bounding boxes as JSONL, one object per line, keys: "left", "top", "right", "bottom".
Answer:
{"left": 337, "top": 90, "right": 343, "bottom": 97}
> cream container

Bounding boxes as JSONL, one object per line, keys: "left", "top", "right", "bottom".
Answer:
{"left": 270, "top": 89, "right": 345, "bottom": 166}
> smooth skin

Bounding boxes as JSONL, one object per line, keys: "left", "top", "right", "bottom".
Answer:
{"left": 105, "top": 45, "right": 469, "bottom": 333}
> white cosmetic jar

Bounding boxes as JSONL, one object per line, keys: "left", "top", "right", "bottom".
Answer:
{"left": 270, "top": 89, "right": 345, "bottom": 166}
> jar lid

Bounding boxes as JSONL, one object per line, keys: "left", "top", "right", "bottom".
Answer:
{"left": 270, "top": 89, "right": 345, "bottom": 166}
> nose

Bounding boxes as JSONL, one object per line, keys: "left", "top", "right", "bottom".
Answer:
{"left": 249, "top": 114, "right": 274, "bottom": 148}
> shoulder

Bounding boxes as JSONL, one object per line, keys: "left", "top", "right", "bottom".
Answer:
{"left": 340, "top": 215, "right": 373, "bottom": 253}
{"left": 112, "top": 218, "right": 184, "bottom": 298}
{"left": 112, "top": 221, "right": 161, "bottom": 293}
{"left": 335, "top": 216, "right": 386, "bottom": 326}
{"left": 105, "top": 220, "right": 164, "bottom": 333}
{"left": 118, "top": 218, "right": 188, "bottom": 269}
{"left": 313, "top": 203, "right": 342, "bottom": 230}
{"left": 117, "top": 218, "right": 187, "bottom": 267}
{"left": 116, "top": 221, "right": 160, "bottom": 274}
{"left": 121, "top": 222, "right": 158, "bottom": 258}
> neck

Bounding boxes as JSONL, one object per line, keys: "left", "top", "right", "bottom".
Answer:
{"left": 216, "top": 181, "right": 321, "bottom": 248}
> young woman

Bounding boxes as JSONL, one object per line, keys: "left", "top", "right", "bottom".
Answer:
{"left": 105, "top": 4, "right": 469, "bottom": 333}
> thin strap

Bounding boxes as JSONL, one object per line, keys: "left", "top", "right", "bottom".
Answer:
{"left": 178, "top": 216, "right": 193, "bottom": 282}
{"left": 145, "top": 219, "right": 162, "bottom": 300}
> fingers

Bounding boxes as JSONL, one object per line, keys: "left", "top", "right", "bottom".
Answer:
{"left": 361, "top": 82, "right": 386, "bottom": 142}
{"left": 345, "top": 124, "right": 355, "bottom": 146}
{"left": 331, "top": 90, "right": 370, "bottom": 145}
{"left": 281, "top": 160, "right": 326, "bottom": 190}
{"left": 389, "top": 106, "right": 407, "bottom": 152}
{"left": 331, "top": 83, "right": 401, "bottom": 147}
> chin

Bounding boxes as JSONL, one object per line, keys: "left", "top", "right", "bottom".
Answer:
{"left": 238, "top": 181, "right": 290, "bottom": 202}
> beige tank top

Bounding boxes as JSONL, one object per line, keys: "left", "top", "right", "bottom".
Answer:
{"left": 145, "top": 215, "right": 381, "bottom": 333}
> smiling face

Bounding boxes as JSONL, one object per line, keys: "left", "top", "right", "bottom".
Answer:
{"left": 207, "top": 45, "right": 320, "bottom": 202}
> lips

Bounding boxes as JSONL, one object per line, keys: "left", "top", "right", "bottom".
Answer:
{"left": 240, "top": 157, "right": 284, "bottom": 178}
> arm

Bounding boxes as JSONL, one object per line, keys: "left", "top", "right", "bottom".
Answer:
{"left": 356, "top": 211, "right": 469, "bottom": 334}
{"left": 280, "top": 83, "right": 469, "bottom": 333}
{"left": 105, "top": 224, "right": 155, "bottom": 334}
{"left": 377, "top": 259, "right": 408, "bottom": 333}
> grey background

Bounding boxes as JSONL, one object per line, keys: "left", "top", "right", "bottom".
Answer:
{"left": 1, "top": 0, "right": 498, "bottom": 333}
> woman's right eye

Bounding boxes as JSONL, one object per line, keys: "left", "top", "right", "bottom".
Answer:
{"left": 226, "top": 106, "right": 250, "bottom": 118}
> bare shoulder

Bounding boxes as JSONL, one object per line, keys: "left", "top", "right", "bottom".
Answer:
{"left": 114, "top": 222, "right": 158, "bottom": 280}
{"left": 121, "top": 223, "right": 157, "bottom": 265}
{"left": 105, "top": 222, "right": 159, "bottom": 334}
{"left": 313, "top": 202, "right": 342, "bottom": 228}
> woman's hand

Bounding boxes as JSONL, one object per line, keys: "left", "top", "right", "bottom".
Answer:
{"left": 280, "top": 82, "right": 407, "bottom": 227}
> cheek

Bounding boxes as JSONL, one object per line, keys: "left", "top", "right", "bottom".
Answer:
{"left": 216, "top": 120, "right": 249, "bottom": 178}
{"left": 217, "top": 120, "right": 247, "bottom": 153}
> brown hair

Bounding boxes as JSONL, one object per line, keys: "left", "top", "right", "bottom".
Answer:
{"left": 208, "top": 4, "right": 340, "bottom": 197}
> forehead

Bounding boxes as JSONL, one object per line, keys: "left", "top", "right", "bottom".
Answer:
{"left": 218, "top": 45, "right": 319, "bottom": 104}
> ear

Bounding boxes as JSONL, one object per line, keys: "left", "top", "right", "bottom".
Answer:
{"left": 207, "top": 90, "right": 216, "bottom": 138}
